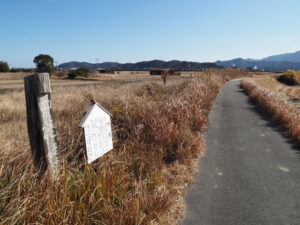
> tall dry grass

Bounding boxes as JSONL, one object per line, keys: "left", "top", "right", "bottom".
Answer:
{"left": 241, "top": 79, "right": 300, "bottom": 143}
{"left": 0, "top": 77, "right": 223, "bottom": 224}
{"left": 0, "top": 72, "right": 34, "bottom": 80}
{"left": 202, "top": 68, "right": 252, "bottom": 81}
{"left": 0, "top": 68, "right": 251, "bottom": 224}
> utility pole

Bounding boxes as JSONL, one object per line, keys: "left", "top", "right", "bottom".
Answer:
{"left": 96, "top": 58, "right": 99, "bottom": 70}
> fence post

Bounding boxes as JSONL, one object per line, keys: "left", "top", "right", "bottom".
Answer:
{"left": 24, "top": 73, "right": 59, "bottom": 179}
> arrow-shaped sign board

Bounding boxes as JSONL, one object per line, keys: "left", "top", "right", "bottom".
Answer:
{"left": 79, "top": 103, "right": 113, "bottom": 164}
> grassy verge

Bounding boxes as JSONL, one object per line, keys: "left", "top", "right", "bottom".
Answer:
{"left": 241, "top": 79, "right": 300, "bottom": 143}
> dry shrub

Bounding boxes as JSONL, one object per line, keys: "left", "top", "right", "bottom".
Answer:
{"left": 241, "top": 79, "right": 300, "bottom": 143}
{"left": 0, "top": 78, "right": 222, "bottom": 225}
{"left": 202, "top": 68, "right": 252, "bottom": 82}
{"left": 52, "top": 70, "right": 69, "bottom": 78}
{"left": 277, "top": 70, "right": 300, "bottom": 86}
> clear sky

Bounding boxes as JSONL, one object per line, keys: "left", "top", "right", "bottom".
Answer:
{"left": 1, "top": 0, "right": 300, "bottom": 67}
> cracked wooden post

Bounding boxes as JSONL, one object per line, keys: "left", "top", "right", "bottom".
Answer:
{"left": 24, "top": 73, "right": 59, "bottom": 179}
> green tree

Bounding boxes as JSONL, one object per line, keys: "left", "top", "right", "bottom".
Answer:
{"left": 33, "top": 54, "right": 54, "bottom": 74}
{"left": 75, "top": 67, "right": 89, "bottom": 77}
{"left": 67, "top": 71, "right": 77, "bottom": 79}
{"left": 67, "top": 67, "right": 90, "bottom": 79}
{"left": 0, "top": 61, "right": 10, "bottom": 72}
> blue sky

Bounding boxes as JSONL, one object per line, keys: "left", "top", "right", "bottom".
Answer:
{"left": 1, "top": 0, "right": 300, "bottom": 67}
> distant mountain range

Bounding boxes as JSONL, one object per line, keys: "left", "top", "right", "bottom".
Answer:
{"left": 57, "top": 60, "right": 220, "bottom": 71}
{"left": 57, "top": 61, "right": 121, "bottom": 70}
{"left": 262, "top": 51, "right": 300, "bottom": 62}
{"left": 58, "top": 51, "right": 300, "bottom": 72}
{"left": 215, "top": 58, "right": 300, "bottom": 72}
{"left": 215, "top": 51, "right": 300, "bottom": 72}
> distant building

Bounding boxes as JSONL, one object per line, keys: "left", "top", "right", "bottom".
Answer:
{"left": 246, "top": 66, "right": 259, "bottom": 72}
{"left": 99, "top": 69, "right": 115, "bottom": 74}
{"left": 149, "top": 68, "right": 175, "bottom": 76}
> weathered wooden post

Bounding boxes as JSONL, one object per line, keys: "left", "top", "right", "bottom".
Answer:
{"left": 24, "top": 73, "right": 59, "bottom": 179}
{"left": 161, "top": 70, "right": 168, "bottom": 85}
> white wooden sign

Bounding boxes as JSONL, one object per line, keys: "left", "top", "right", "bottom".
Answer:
{"left": 79, "top": 103, "right": 113, "bottom": 164}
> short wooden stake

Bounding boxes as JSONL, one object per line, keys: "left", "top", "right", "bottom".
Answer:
{"left": 24, "top": 73, "right": 59, "bottom": 179}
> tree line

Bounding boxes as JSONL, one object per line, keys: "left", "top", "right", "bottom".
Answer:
{"left": 1, "top": 54, "right": 89, "bottom": 79}
{"left": 0, "top": 54, "right": 55, "bottom": 73}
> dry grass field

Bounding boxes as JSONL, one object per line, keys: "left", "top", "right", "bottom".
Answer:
{"left": 251, "top": 76, "right": 300, "bottom": 109}
{"left": 0, "top": 69, "right": 252, "bottom": 224}
{"left": 0, "top": 77, "right": 216, "bottom": 224}
{"left": 241, "top": 77, "right": 300, "bottom": 143}
{"left": 0, "top": 71, "right": 194, "bottom": 93}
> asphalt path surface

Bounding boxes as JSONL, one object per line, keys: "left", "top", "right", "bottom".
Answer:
{"left": 182, "top": 80, "right": 300, "bottom": 225}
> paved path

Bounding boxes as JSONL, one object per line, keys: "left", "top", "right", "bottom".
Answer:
{"left": 182, "top": 80, "right": 300, "bottom": 225}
